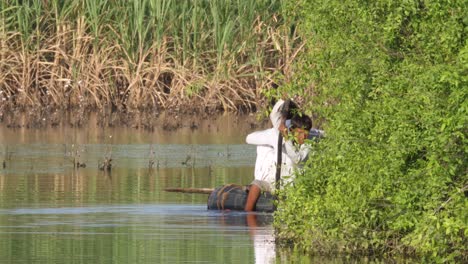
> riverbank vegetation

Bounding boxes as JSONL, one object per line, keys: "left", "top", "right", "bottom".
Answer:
{"left": 0, "top": 0, "right": 300, "bottom": 116}
{"left": 1, "top": 0, "right": 466, "bottom": 261}
{"left": 274, "top": 0, "right": 467, "bottom": 262}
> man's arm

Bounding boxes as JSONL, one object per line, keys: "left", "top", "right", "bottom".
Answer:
{"left": 282, "top": 140, "right": 312, "bottom": 165}
{"left": 269, "top": 99, "right": 285, "bottom": 130}
{"left": 246, "top": 128, "right": 277, "bottom": 147}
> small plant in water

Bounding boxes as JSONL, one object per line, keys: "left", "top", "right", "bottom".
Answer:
{"left": 99, "top": 135, "right": 113, "bottom": 172}
{"left": 2, "top": 147, "right": 5, "bottom": 169}
{"left": 2, "top": 146, "right": 13, "bottom": 169}
{"left": 67, "top": 144, "right": 86, "bottom": 169}
{"left": 99, "top": 156, "right": 112, "bottom": 172}
{"left": 181, "top": 155, "right": 191, "bottom": 166}
{"left": 148, "top": 144, "right": 158, "bottom": 170}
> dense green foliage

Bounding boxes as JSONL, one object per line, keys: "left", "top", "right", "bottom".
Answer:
{"left": 274, "top": 0, "right": 467, "bottom": 261}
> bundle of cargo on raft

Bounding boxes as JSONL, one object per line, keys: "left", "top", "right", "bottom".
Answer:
{"left": 164, "top": 184, "right": 275, "bottom": 212}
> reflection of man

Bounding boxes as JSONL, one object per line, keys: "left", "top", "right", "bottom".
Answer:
{"left": 244, "top": 99, "right": 313, "bottom": 211}
{"left": 247, "top": 214, "right": 276, "bottom": 264}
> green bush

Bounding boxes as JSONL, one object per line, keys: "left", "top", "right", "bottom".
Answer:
{"left": 274, "top": 0, "right": 467, "bottom": 261}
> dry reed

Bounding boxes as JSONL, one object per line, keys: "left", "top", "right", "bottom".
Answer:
{"left": 0, "top": 0, "right": 303, "bottom": 113}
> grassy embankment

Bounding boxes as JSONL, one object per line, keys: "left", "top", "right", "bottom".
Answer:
{"left": 274, "top": 0, "right": 467, "bottom": 262}
{"left": 0, "top": 0, "right": 301, "bottom": 118}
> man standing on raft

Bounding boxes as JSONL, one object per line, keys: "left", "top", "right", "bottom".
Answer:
{"left": 244, "top": 99, "right": 314, "bottom": 211}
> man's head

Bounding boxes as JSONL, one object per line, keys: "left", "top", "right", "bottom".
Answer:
{"left": 290, "top": 114, "right": 312, "bottom": 131}
{"left": 280, "top": 99, "right": 299, "bottom": 120}
{"left": 286, "top": 114, "right": 312, "bottom": 145}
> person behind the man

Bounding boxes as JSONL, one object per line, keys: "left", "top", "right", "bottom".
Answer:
{"left": 244, "top": 99, "right": 313, "bottom": 211}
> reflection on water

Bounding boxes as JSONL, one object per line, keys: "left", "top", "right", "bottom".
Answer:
{"left": 0, "top": 115, "right": 321, "bottom": 263}
{"left": 0, "top": 143, "right": 256, "bottom": 174}
{"left": 0, "top": 204, "right": 278, "bottom": 263}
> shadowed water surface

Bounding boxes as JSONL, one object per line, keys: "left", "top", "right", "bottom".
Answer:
{"left": 0, "top": 115, "right": 347, "bottom": 263}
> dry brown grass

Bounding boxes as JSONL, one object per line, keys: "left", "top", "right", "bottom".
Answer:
{"left": 0, "top": 1, "right": 304, "bottom": 114}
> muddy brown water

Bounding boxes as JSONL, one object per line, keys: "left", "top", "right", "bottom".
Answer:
{"left": 0, "top": 113, "right": 351, "bottom": 263}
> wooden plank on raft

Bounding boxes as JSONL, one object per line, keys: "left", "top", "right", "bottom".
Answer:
{"left": 164, "top": 187, "right": 214, "bottom": 194}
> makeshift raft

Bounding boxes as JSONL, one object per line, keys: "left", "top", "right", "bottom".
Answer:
{"left": 207, "top": 184, "right": 275, "bottom": 212}
{"left": 165, "top": 184, "right": 276, "bottom": 212}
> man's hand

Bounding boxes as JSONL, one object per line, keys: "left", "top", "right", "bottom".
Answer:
{"left": 278, "top": 117, "right": 289, "bottom": 138}
{"left": 293, "top": 128, "right": 308, "bottom": 145}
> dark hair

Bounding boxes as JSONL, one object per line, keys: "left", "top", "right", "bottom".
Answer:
{"left": 281, "top": 99, "right": 299, "bottom": 119}
{"left": 290, "top": 114, "right": 312, "bottom": 131}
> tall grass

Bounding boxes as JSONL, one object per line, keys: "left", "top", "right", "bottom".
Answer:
{"left": 0, "top": 0, "right": 302, "bottom": 112}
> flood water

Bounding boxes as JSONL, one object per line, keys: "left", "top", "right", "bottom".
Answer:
{"left": 0, "top": 114, "right": 330, "bottom": 264}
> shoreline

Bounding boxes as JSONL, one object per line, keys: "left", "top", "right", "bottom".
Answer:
{"left": 0, "top": 106, "right": 269, "bottom": 132}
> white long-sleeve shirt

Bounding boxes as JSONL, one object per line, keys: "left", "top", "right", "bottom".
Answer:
{"left": 269, "top": 99, "right": 284, "bottom": 130}
{"left": 246, "top": 100, "right": 311, "bottom": 190}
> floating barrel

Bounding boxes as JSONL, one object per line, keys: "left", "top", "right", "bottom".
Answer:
{"left": 207, "top": 184, "right": 275, "bottom": 212}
